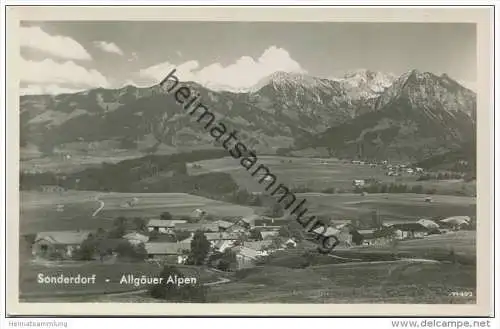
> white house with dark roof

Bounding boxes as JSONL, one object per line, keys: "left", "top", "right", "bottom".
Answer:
{"left": 146, "top": 219, "right": 187, "bottom": 233}
{"left": 144, "top": 242, "right": 191, "bottom": 263}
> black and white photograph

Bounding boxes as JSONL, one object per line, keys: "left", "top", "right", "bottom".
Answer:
{"left": 5, "top": 6, "right": 494, "bottom": 317}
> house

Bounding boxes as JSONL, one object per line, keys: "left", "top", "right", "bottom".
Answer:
{"left": 352, "top": 179, "right": 365, "bottom": 187}
{"left": 357, "top": 228, "right": 395, "bottom": 246}
{"left": 227, "top": 224, "right": 248, "bottom": 234}
{"left": 180, "top": 232, "right": 240, "bottom": 246}
{"left": 144, "top": 242, "right": 191, "bottom": 263}
{"left": 243, "top": 240, "right": 274, "bottom": 255}
{"left": 260, "top": 230, "right": 279, "bottom": 240}
{"left": 233, "top": 246, "right": 260, "bottom": 269}
{"left": 215, "top": 220, "right": 234, "bottom": 231}
{"left": 283, "top": 238, "right": 297, "bottom": 249}
{"left": 32, "top": 230, "right": 93, "bottom": 259}
{"left": 312, "top": 226, "right": 340, "bottom": 239}
{"left": 240, "top": 214, "right": 260, "bottom": 228}
{"left": 122, "top": 232, "right": 149, "bottom": 246}
{"left": 146, "top": 219, "right": 187, "bottom": 233}
{"left": 175, "top": 222, "right": 219, "bottom": 233}
{"left": 190, "top": 208, "right": 207, "bottom": 220}
{"left": 357, "top": 229, "right": 377, "bottom": 245}
{"left": 253, "top": 216, "right": 287, "bottom": 230}
{"left": 390, "top": 223, "right": 429, "bottom": 240}
{"left": 213, "top": 240, "right": 237, "bottom": 253}
{"left": 38, "top": 185, "right": 66, "bottom": 193}
{"left": 440, "top": 216, "right": 471, "bottom": 230}
{"left": 335, "top": 225, "right": 354, "bottom": 248}
{"left": 416, "top": 218, "right": 440, "bottom": 230}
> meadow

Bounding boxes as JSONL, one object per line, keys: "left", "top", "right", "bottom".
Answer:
{"left": 20, "top": 191, "right": 256, "bottom": 235}
{"left": 207, "top": 261, "right": 476, "bottom": 303}
{"left": 188, "top": 155, "right": 476, "bottom": 196}
{"left": 295, "top": 192, "right": 476, "bottom": 221}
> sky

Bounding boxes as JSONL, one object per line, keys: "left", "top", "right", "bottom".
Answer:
{"left": 19, "top": 21, "right": 477, "bottom": 95}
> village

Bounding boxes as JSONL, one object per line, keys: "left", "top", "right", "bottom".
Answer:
{"left": 30, "top": 202, "right": 474, "bottom": 272}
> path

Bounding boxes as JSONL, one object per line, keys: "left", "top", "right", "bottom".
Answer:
{"left": 92, "top": 199, "right": 105, "bottom": 217}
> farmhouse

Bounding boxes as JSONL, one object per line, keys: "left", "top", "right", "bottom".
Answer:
{"left": 440, "top": 216, "right": 471, "bottom": 230}
{"left": 416, "top": 218, "right": 440, "bottom": 230}
{"left": 243, "top": 240, "right": 274, "bottom": 254}
{"left": 146, "top": 219, "right": 187, "bottom": 233}
{"left": 38, "top": 185, "right": 66, "bottom": 193}
{"left": 32, "top": 230, "right": 93, "bottom": 260}
{"left": 260, "top": 230, "right": 279, "bottom": 240}
{"left": 215, "top": 220, "right": 234, "bottom": 231}
{"left": 352, "top": 179, "right": 365, "bottom": 187}
{"left": 204, "top": 232, "right": 240, "bottom": 241}
{"left": 190, "top": 208, "right": 207, "bottom": 220}
{"left": 144, "top": 242, "right": 191, "bottom": 263}
{"left": 213, "top": 240, "right": 237, "bottom": 253}
{"left": 357, "top": 228, "right": 395, "bottom": 246}
{"left": 253, "top": 216, "right": 288, "bottom": 230}
{"left": 175, "top": 222, "right": 219, "bottom": 232}
{"left": 233, "top": 246, "right": 261, "bottom": 269}
{"left": 240, "top": 214, "right": 260, "bottom": 228}
{"left": 180, "top": 232, "right": 240, "bottom": 246}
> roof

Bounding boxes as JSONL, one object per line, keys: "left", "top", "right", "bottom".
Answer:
{"left": 147, "top": 219, "right": 187, "bottom": 228}
{"left": 213, "top": 240, "right": 235, "bottom": 251}
{"left": 312, "top": 226, "right": 339, "bottom": 237}
{"left": 261, "top": 231, "right": 279, "bottom": 240}
{"left": 390, "top": 223, "right": 429, "bottom": 232}
{"left": 123, "top": 232, "right": 149, "bottom": 243}
{"left": 358, "top": 229, "right": 376, "bottom": 238}
{"left": 243, "top": 240, "right": 273, "bottom": 251}
{"left": 215, "top": 220, "right": 234, "bottom": 229}
{"left": 440, "top": 216, "right": 471, "bottom": 225}
{"left": 204, "top": 232, "right": 240, "bottom": 241}
{"left": 234, "top": 246, "right": 259, "bottom": 260}
{"left": 34, "top": 231, "right": 92, "bottom": 245}
{"left": 417, "top": 219, "right": 440, "bottom": 229}
{"left": 144, "top": 242, "right": 191, "bottom": 255}
{"left": 241, "top": 214, "right": 260, "bottom": 225}
{"left": 175, "top": 223, "right": 219, "bottom": 232}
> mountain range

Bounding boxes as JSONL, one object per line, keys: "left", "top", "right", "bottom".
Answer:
{"left": 20, "top": 68, "right": 476, "bottom": 166}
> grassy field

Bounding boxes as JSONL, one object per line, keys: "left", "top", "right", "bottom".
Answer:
{"left": 207, "top": 261, "right": 475, "bottom": 303}
{"left": 331, "top": 231, "right": 476, "bottom": 264}
{"left": 188, "top": 156, "right": 476, "bottom": 195}
{"left": 20, "top": 191, "right": 256, "bottom": 235}
{"left": 295, "top": 192, "right": 476, "bottom": 222}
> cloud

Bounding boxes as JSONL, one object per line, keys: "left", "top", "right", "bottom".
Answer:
{"left": 93, "top": 41, "right": 124, "bottom": 55}
{"left": 20, "top": 26, "right": 91, "bottom": 61}
{"left": 20, "top": 57, "right": 110, "bottom": 89}
{"left": 138, "top": 46, "right": 306, "bottom": 91}
{"left": 20, "top": 84, "right": 86, "bottom": 96}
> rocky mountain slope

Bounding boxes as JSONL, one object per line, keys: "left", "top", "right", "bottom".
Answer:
{"left": 306, "top": 70, "right": 476, "bottom": 161}
{"left": 20, "top": 69, "right": 476, "bottom": 163}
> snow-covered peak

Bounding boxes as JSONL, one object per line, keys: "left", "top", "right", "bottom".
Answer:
{"left": 250, "top": 71, "right": 337, "bottom": 93}
{"left": 340, "top": 69, "right": 397, "bottom": 92}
